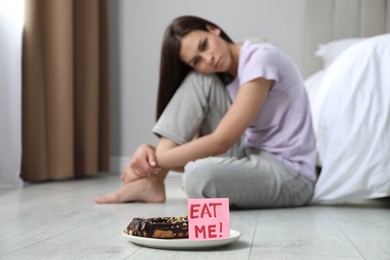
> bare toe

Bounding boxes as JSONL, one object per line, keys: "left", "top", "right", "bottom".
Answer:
{"left": 94, "top": 192, "right": 121, "bottom": 204}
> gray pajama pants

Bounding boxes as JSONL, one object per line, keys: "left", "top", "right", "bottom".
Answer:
{"left": 153, "top": 71, "right": 314, "bottom": 209}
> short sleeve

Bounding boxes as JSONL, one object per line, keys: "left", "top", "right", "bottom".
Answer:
{"left": 238, "top": 44, "right": 280, "bottom": 85}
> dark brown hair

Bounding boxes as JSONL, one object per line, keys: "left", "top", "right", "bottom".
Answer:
{"left": 156, "top": 16, "right": 234, "bottom": 120}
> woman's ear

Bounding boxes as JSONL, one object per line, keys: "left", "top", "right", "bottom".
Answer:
{"left": 206, "top": 24, "right": 221, "bottom": 35}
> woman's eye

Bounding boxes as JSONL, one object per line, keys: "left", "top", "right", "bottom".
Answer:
{"left": 201, "top": 39, "right": 208, "bottom": 51}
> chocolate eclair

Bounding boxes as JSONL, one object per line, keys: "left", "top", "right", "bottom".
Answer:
{"left": 125, "top": 215, "right": 188, "bottom": 239}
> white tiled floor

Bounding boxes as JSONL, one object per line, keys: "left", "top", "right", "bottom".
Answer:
{"left": 1, "top": 172, "right": 389, "bottom": 259}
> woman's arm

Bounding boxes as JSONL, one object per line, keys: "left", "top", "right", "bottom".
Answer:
{"left": 156, "top": 137, "right": 186, "bottom": 172}
{"left": 155, "top": 77, "right": 273, "bottom": 168}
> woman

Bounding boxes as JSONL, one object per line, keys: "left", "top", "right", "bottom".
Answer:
{"left": 95, "top": 16, "right": 317, "bottom": 208}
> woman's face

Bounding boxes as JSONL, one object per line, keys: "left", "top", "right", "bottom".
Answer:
{"left": 179, "top": 25, "right": 232, "bottom": 74}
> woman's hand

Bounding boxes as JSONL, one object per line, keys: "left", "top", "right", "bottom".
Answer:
{"left": 121, "top": 144, "right": 162, "bottom": 183}
{"left": 120, "top": 166, "right": 141, "bottom": 184}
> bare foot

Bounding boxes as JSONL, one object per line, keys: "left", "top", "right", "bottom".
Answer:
{"left": 94, "top": 177, "right": 166, "bottom": 204}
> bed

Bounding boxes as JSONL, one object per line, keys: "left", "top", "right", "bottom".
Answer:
{"left": 303, "top": 0, "right": 390, "bottom": 203}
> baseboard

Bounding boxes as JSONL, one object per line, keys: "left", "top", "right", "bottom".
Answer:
{"left": 110, "top": 156, "right": 130, "bottom": 175}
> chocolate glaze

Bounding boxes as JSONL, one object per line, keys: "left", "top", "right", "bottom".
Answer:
{"left": 126, "top": 215, "right": 188, "bottom": 239}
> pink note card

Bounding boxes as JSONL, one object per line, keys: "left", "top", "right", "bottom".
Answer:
{"left": 188, "top": 198, "right": 230, "bottom": 240}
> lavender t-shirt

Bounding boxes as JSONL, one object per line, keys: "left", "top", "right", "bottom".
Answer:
{"left": 226, "top": 41, "right": 317, "bottom": 182}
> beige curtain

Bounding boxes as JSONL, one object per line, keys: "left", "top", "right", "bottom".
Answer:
{"left": 21, "top": 0, "right": 110, "bottom": 181}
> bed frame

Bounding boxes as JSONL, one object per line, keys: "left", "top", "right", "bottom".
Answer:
{"left": 303, "top": 0, "right": 390, "bottom": 77}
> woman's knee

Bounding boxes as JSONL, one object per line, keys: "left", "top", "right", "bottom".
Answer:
{"left": 181, "top": 71, "right": 224, "bottom": 99}
{"left": 184, "top": 71, "right": 222, "bottom": 87}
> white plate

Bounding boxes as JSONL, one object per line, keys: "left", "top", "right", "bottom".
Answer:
{"left": 122, "top": 230, "right": 241, "bottom": 250}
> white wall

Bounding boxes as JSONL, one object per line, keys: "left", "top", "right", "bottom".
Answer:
{"left": 0, "top": 0, "right": 24, "bottom": 187}
{"left": 108, "top": 0, "right": 306, "bottom": 171}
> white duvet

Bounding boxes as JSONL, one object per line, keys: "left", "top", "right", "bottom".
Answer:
{"left": 306, "top": 34, "right": 390, "bottom": 203}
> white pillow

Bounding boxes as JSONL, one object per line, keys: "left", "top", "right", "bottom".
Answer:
{"left": 304, "top": 69, "right": 325, "bottom": 103}
{"left": 304, "top": 69, "right": 326, "bottom": 166}
{"left": 315, "top": 38, "right": 365, "bottom": 68}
